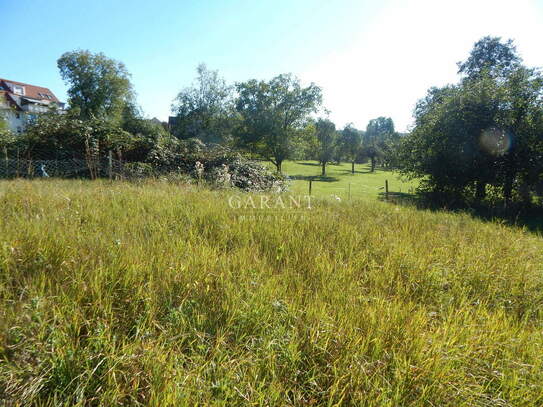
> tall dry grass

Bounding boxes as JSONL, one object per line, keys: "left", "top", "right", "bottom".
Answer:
{"left": 1, "top": 179, "right": 542, "bottom": 406}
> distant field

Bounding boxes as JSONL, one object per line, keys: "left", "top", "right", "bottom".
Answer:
{"left": 271, "top": 161, "right": 418, "bottom": 200}
{"left": 1, "top": 180, "right": 543, "bottom": 405}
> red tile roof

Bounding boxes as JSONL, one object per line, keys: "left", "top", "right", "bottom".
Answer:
{"left": 0, "top": 78, "right": 61, "bottom": 103}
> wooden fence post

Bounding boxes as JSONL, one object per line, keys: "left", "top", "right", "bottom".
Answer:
{"left": 309, "top": 179, "right": 312, "bottom": 196}
{"left": 385, "top": 180, "right": 389, "bottom": 201}
{"left": 108, "top": 150, "right": 113, "bottom": 181}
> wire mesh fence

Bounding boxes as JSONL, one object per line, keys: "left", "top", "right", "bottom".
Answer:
{"left": 0, "top": 152, "right": 130, "bottom": 180}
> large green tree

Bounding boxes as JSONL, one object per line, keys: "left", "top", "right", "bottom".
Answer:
{"left": 399, "top": 37, "right": 543, "bottom": 209}
{"left": 58, "top": 50, "right": 134, "bottom": 122}
{"left": 399, "top": 79, "right": 503, "bottom": 203}
{"left": 235, "top": 74, "right": 322, "bottom": 173}
{"left": 495, "top": 66, "right": 543, "bottom": 207}
{"left": 171, "top": 64, "right": 234, "bottom": 144}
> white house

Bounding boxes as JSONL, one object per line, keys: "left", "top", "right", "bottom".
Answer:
{"left": 0, "top": 78, "right": 65, "bottom": 134}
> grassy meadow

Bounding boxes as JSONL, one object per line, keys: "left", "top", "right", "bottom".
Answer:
{"left": 1, "top": 179, "right": 543, "bottom": 406}
{"left": 271, "top": 161, "right": 418, "bottom": 201}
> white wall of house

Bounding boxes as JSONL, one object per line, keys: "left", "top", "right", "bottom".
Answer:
{"left": 1, "top": 108, "right": 27, "bottom": 134}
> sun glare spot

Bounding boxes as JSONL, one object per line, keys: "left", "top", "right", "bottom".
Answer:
{"left": 479, "top": 127, "right": 511, "bottom": 156}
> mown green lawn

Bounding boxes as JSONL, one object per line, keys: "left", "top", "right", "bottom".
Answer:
{"left": 272, "top": 161, "right": 418, "bottom": 200}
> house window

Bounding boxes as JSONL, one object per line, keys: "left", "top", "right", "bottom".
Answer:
{"left": 13, "top": 85, "right": 24, "bottom": 95}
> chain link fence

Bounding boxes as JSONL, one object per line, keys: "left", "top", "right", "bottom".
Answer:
{"left": 0, "top": 150, "right": 131, "bottom": 180}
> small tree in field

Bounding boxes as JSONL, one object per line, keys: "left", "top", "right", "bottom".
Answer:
{"left": 340, "top": 124, "right": 362, "bottom": 173}
{"left": 364, "top": 117, "right": 394, "bottom": 172}
{"left": 314, "top": 118, "right": 337, "bottom": 176}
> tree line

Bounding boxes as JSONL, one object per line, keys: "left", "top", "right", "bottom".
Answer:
{"left": 0, "top": 50, "right": 399, "bottom": 179}
{"left": 2, "top": 36, "right": 540, "bottom": 211}
{"left": 170, "top": 64, "right": 400, "bottom": 175}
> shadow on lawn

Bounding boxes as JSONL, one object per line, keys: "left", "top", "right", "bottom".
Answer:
{"left": 338, "top": 169, "right": 375, "bottom": 175}
{"left": 289, "top": 175, "right": 339, "bottom": 182}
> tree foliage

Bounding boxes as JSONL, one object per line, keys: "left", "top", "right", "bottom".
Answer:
{"left": 58, "top": 50, "right": 134, "bottom": 122}
{"left": 399, "top": 37, "right": 543, "bottom": 210}
{"left": 18, "top": 109, "right": 135, "bottom": 160}
{"left": 171, "top": 64, "right": 235, "bottom": 144}
{"left": 363, "top": 117, "right": 395, "bottom": 172}
{"left": 458, "top": 36, "right": 521, "bottom": 80}
{"left": 314, "top": 118, "right": 337, "bottom": 176}
{"left": 339, "top": 124, "right": 362, "bottom": 173}
{"left": 235, "top": 74, "right": 322, "bottom": 172}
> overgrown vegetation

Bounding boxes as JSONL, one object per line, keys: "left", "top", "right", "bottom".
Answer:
{"left": 1, "top": 180, "right": 543, "bottom": 405}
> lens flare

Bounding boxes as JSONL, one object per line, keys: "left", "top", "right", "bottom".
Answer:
{"left": 479, "top": 128, "right": 511, "bottom": 156}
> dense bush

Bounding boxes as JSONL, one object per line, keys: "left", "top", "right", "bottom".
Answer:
{"left": 154, "top": 139, "right": 289, "bottom": 192}
{"left": 2, "top": 112, "right": 287, "bottom": 191}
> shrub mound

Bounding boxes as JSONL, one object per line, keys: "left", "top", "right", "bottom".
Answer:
{"left": 148, "top": 138, "right": 289, "bottom": 192}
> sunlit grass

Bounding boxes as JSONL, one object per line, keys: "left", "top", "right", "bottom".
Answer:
{"left": 1, "top": 179, "right": 542, "bottom": 406}
{"left": 271, "top": 161, "right": 418, "bottom": 200}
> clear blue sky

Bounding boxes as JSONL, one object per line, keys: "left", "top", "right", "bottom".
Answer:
{"left": 2, "top": 0, "right": 542, "bottom": 131}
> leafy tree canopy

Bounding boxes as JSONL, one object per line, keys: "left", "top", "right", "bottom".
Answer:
{"left": 171, "top": 64, "right": 235, "bottom": 144}
{"left": 314, "top": 118, "right": 337, "bottom": 176}
{"left": 58, "top": 50, "right": 134, "bottom": 122}
{"left": 235, "top": 74, "right": 322, "bottom": 172}
{"left": 457, "top": 36, "right": 522, "bottom": 80}
{"left": 399, "top": 37, "right": 543, "bottom": 209}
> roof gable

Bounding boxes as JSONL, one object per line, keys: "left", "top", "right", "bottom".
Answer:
{"left": 0, "top": 78, "right": 61, "bottom": 103}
